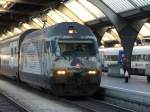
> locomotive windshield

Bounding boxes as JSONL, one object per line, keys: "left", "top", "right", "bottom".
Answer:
{"left": 58, "top": 40, "right": 96, "bottom": 57}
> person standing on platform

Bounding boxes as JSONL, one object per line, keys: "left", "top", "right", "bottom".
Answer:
{"left": 123, "top": 58, "right": 129, "bottom": 83}
{"left": 124, "top": 67, "right": 129, "bottom": 83}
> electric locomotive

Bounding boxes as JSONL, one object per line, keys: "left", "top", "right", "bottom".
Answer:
{"left": 0, "top": 22, "right": 101, "bottom": 96}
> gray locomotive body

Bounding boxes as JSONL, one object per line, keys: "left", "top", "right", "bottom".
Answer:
{"left": 0, "top": 22, "right": 101, "bottom": 96}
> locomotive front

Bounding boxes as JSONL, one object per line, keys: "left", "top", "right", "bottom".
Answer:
{"left": 49, "top": 23, "right": 101, "bottom": 96}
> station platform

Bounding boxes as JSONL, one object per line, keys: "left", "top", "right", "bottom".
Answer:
{"left": 101, "top": 73, "right": 150, "bottom": 95}
{"left": 100, "top": 73, "right": 150, "bottom": 112}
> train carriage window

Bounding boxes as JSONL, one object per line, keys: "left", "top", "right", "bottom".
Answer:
{"left": 143, "top": 55, "right": 145, "bottom": 61}
{"left": 110, "top": 55, "right": 112, "bottom": 61}
{"left": 138, "top": 55, "right": 146, "bottom": 61}
{"left": 104, "top": 55, "right": 107, "bottom": 61}
{"left": 136, "top": 55, "right": 138, "bottom": 61}
{"left": 15, "top": 47, "right": 17, "bottom": 57}
{"left": 146, "top": 55, "right": 149, "bottom": 61}
{"left": 106, "top": 56, "right": 108, "bottom": 61}
{"left": 135, "top": 55, "right": 137, "bottom": 61}
{"left": 105, "top": 55, "right": 109, "bottom": 61}
{"left": 140, "top": 55, "right": 144, "bottom": 61}
{"left": 143, "top": 55, "right": 146, "bottom": 61}
{"left": 145, "top": 55, "right": 147, "bottom": 61}
{"left": 44, "top": 41, "right": 50, "bottom": 53}
{"left": 109, "top": 55, "right": 111, "bottom": 61}
{"left": 0, "top": 57, "right": 1, "bottom": 68}
{"left": 110, "top": 55, "right": 113, "bottom": 61}
{"left": 131, "top": 55, "right": 134, "bottom": 61}
{"left": 144, "top": 55, "right": 147, "bottom": 61}
{"left": 115, "top": 55, "right": 118, "bottom": 61}
{"left": 108, "top": 56, "right": 111, "bottom": 61}
{"left": 137, "top": 55, "right": 140, "bottom": 61}
{"left": 11, "top": 48, "right": 13, "bottom": 57}
{"left": 148, "top": 55, "right": 150, "bottom": 61}
{"left": 51, "top": 40, "right": 56, "bottom": 53}
{"left": 133, "top": 55, "right": 136, "bottom": 61}
{"left": 139, "top": 55, "right": 142, "bottom": 61}
{"left": 58, "top": 40, "right": 96, "bottom": 57}
{"left": 109, "top": 55, "right": 118, "bottom": 61}
{"left": 135, "top": 55, "right": 138, "bottom": 61}
{"left": 106, "top": 56, "right": 109, "bottom": 61}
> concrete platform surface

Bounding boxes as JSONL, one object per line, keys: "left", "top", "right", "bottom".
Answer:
{"left": 0, "top": 78, "right": 85, "bottom": 112}
{"left": 101, "top": 73, "right": 150, "bottom": 96}
{"left": 100, "top": 73, "right": 150, "bottom": 111}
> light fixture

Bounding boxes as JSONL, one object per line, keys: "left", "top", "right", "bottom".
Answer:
{"left": 88, "top": 70, "right": 97, "bottom": 75}
{"left": 78, "top": 0, "right": 105, "bottom": 18}
{"left": 22, "top": 23, "right": 32, "bottom": 29}
{"left": 64, "top": 0, "right": 96, "bottom": 22}
{"left": 68, "top": 26, "right": 77, "bottom": 34}
{"left": 100, "top": 45, "right": 104, "bottom": 48}
{"left": 0, "top": 1, "right": 6, "bottom": 5}
{"left": 114, "top": 44, "right": 120, "bottom": 47}
{"left": 2, "top": 1, "right": 14, "bottom": 9}
{"left": 14, "top": 27, "right": 22, "bottom": 34}
{"left": 56, "top": 70, "right": 66, "bottom": 76}
{"left": 139, "top": 25, "right": 150, "bottom": 37}
{"left": 8, "top": 31, "right": 13, "bottom": 36}
{"left": 106, "top": 33, "right": 116, "bottom": 41}
{"left": 2, "top": 34, "right": 7, "bottom": 39}
{"left": 33, "top": 18, "right": 49, "bottom": 28}
{"left": 33, "top": 18, "right": 44, "bottom": 28}
{"left": 61, "top": 0, "right": 69, "bottom": 3}
{"left": 47, "top": 10, "right": 65, "bottom": 23}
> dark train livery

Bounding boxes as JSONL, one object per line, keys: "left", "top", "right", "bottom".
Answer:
{"left": 0, "top": 22, "right": 101, "bottom": 96}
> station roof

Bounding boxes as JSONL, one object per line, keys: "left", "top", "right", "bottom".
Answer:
{"left": 0, "top": 0, "right": 150, "bottom": 45}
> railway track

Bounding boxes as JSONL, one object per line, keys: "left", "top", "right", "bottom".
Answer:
{"left": 61, "top": 97, "right": 136, "bottom": 112}
{"left": 0, "top": 93, "right": 30, "bottom": 112}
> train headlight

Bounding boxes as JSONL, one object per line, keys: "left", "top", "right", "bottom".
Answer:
{"left": 88, "top": 70, "right": 97, "bottom": 75}
{"left": 56, "top": 70, "right": 66, "bottom": 76}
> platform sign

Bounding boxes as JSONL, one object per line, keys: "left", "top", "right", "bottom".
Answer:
{"left": 118, "top": 50, "right": 125, "bottom": 65}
